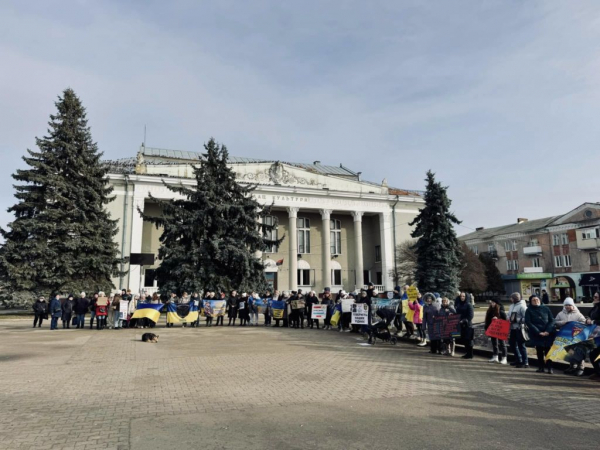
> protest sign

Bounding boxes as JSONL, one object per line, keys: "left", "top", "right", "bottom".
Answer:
{"left": 351, "top": 303, "right": 369, "bottom": 325}
{"left": 546, "top": 322, "right": 598, "bottom": 362}
{"left": 210, "top": 300, "right": 226, "bottom": 316}
{"left": 441, "top": 315, "right": 462, "bottom": 339}
{"left": 271, "top": 300, "right": 285, "bottom": 319}
{"left": 253, "top": 298, "right": 266, "bottom": 314}
{"left": 119, "top": 300, "right": 129, "bottom": 321}
{"left": 311, "top": 305, "right": 327, "bottom": 319}
{"left": 430, "top": 316, "right": 444, "bottom": 340}
{"left": 484, "top": 319, "right": 510, "bottom": 341}
{"left": 341, "top": 299, "right": 354, "bottom": 313}
{"left": 291, "top": 299, "right": 306, "bottom": 310}
{"left": 406, "top": 286, "right": 419, "bottom": 302}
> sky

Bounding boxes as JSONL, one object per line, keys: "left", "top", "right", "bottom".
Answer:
{"left": 1, "top": 1, "right": 600, "bottom": 237}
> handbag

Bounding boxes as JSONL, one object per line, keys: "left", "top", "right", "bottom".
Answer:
{"left": 521, "top": 324, "right": 530, "bottom": 342}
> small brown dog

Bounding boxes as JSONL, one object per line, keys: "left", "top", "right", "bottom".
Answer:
{"left": 141, "top": 333, "right": 159, "bottom": 343}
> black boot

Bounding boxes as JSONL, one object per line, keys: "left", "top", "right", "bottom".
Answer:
{"left": 546, "top": 360, "right": 554, "bottom": 374}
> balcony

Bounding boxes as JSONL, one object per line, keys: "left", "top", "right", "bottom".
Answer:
{"left": 577, "top": 238, "right": 600, "bottom": 250}
{"left": 523, "top": 245, "right": 542, "bottom": 255}
{"left": 523, "top": 267, "right": 544, "bottom": 274}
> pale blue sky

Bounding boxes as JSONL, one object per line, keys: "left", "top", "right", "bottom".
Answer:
{"left": 1, "top": 1, "right": 599, "bottom": 236}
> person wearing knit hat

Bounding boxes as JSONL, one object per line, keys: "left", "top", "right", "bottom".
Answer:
{"left": 563, "top": 297, "right": 575, "bottom": 307}
{"left": 555, "top": 297, "right": 586, "bottom": 376}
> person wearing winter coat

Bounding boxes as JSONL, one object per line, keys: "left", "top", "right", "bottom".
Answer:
{"left": 586, "top": 292, "right": 600, "bottom": 380}
{"left": 437, "top": 297, "right": 456, "bottom": 356}
{"left": 61, "top": 295, "right": 75, "bottom": 329}
{"left": 507, "top": 292, "right": 528, "bottom": 368}
{"left": 32, "top": 297, "right": 48, "bottom": 328}
{"left": 423, "top": 294, "right": 441, "bottom": 353}
{"left": 49, "top": 294, "right": 62, "bottom": 330}
{"left": 455, "top": 292, "right": 474, "bottom": 359}
{"left": 555, "top": 297, "right": 586, "bottom": 376}
{"left": 237, "top": 294, "right": 249, "bottom": 326}
{"left": 525, "top": 296, "right": 555, "bottom": 373}
{"left": 88, "top": 293, "right": 99, "bottom": 329}
{"left": 73, "top": 292, "right": 89, "bottom": 329}
{"left": 409, "top": 298, "right": 425, "bottom": 345}
{"left": 305, "top": 291, "right": 320, "bottom": 329}
{"left": 392, "top": 286, "right": 403, "bottom": 333}
{"left": 541, "top": 290, "right": 550, "bottom": 305}
{"left": 227, "top": 291, "right": 238, "bottom": 326}
{"left": 485, "top": 298, "right": 508, "bottom": 364}
{"left": 321, "top": 290, "right": 333, "bottom": 330}
{"left": 128, "top": 294, "right": 139, "bottom": 327}
{"left": 111, "top": 294, "right": 123, "bottom": 329}
{"left": 95, "top": 292, "right": 109, "bottom": 330}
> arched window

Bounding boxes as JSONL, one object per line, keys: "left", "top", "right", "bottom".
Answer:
{"left": 297, "top": 259, "right": 311, "bottom": 286}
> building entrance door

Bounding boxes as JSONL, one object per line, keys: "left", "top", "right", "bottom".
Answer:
{"left": 265, "top": 272, "right": 277, "bottom": 291}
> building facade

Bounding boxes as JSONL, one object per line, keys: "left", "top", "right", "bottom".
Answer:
{"left": 104, "top": 146, "right": 423, "bottom": 295}
{"left": 460, "top": 203, "right": 600, "bottom": 302}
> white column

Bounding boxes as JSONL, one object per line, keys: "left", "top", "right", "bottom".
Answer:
{"left": 353, "top": 212, "right": 364, "bottom": 290}
{"left": 128, "top": 195, "right": 145, "bottom": 294}
{"left": 379, "top": 212, "right": 394, "bottom": 291}
{"left": 320, "top": 209, "right": 332, "bottom": 290}
{"left": 254, "top": 210, "right": 263, "bottom": 260}
{"left": 288, "top": 207, "right": 299, "bottom": 291}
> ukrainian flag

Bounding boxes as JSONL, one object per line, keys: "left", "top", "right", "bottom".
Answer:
{"left": 271, "top": 300, "right": 285, "bottom": 319}
{"left": 166, "top": 302, "right": 199, "bottom": 324}
{"left": 131, "top": 303, "right": 164, "bottom": 323}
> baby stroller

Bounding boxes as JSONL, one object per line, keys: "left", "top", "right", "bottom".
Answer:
{"left": 367, "top": 308, "right": 398, "bottom": 345}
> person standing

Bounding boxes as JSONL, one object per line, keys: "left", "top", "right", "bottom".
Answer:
{"left": 409, "top": 297, "right": 426, "bottom": 346}
{"left": 73, "top": 292, "right": 89, "bottom": 329}
{"left": 392, "top": 286, "right": 403, "bottom": 335}
{"left": 555, "top": 297, "right": 586, "bottom": 376}
{"left": 112, "top": 294, "right": 123, "bottom": 329}
{"left": 128, "top": 294, "right": 139, "bottom": 328}
{"left": 485, "top": 298, "right": 508, "bottom": 364}
{"left": 49, "top": 294, "right": 62, "bottom": 330}
{"left": 61, "top": 294, "right": 75, "bottom": 329}
{"left": 227, "top": 290, "right": 238, "bottom": 326}
{"left": 507, "top": 292, "right": 529, "bottom": 368}
{"left": 32, "top": 296, "right": 48, "bottom": 328}
{"left": 306, "top": 291, "right": 320, "bottom": 329}
{"left": 89, "top": 293, "right": 99, "bottom": 330}
{"left": 586, "top": 292, "right": 600, "bottom": 381}
{"left": 95, "top": 292, "right": 109, "bottom": 330}
{"left": 541, "top": 289, "right": 550, "bottom": 305}
{"left": 263, "top": 290, "right": 273, "bottom": 327}
{"left": 423, "top": 294, "right": 440, "bottom": 353}
{"left": 237, "top": 293, "right": 249, "bottom": 326}
{"left": 248, "top": 292, "right": 259, "bottom": 326}
{"left": 437, "top": 297, "right": 456, "bottom": 356}
{"left": 321, "top": 289, "right": 333, "bottom": 330}
{"left": 455, "top": 292, "right": 474, "bottom": 359}
{"left": 525, "top": 295, "right": 555, "bottom": 373}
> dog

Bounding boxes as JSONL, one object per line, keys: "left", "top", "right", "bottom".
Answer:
{"left": 141, "top": 332, "right": 159, "bottom": 343}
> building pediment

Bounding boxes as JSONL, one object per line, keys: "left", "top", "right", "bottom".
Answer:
{"left": 550, "top": 203, "right": 600, "bottom": 225}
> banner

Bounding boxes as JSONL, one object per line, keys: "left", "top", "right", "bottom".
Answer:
{"left": 210, "top": 300, "right": 226, "bottom": 316}
{"left": 563, "top": 336, "right": 600, "bottom": 366}
{"left": 119, "top": 300, "right": 129, "bottom": 321}
{"left": 341, "top": 299, "right": 354, "bottom": 313}
{"left": 311, "top": 305, "right": 327, "bottom": 320}
{"left": 131, "top": 303, "right": 164, "bottom": 323}
{"left": 546, "top": 322, "right": 598, "bottom": 362}
{"left": 372, "top": 298, "right": 400, "bottom": 312}
{"left": 430, "top": 316, "right": 444, "bottom": 340}
{"left": 253, "top": 298, "right": 267, "bottom": 314}
{"left": 166, "top": 301, "right": 199, "bottom": 324}
{"left": 291, "top": 299, "right": 306, "bottom": 310}
{"left": 484, "top": 319, "right": 510, "bottom": 341}
{"left": 441, "top": 315, "right": 462, "bottom": 339}
{"left": 351, "top": 303, "right": 369, "bottom": 325}
{"left": 271, "top": 300, "right": 285, "bottom": 319}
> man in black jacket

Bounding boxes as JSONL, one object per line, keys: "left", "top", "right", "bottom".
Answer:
{"left": 32, "top": 297, "right": 48, "bottom": 328}
{"left": 73, "top": 292, "right": 89, "bottom": 329}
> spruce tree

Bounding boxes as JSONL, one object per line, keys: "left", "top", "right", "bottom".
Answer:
{"left": 0, "top": 88, "right": 121, "bottom": 304}
{"left": 141, "top": 138, "right": 282, "bottom": 295}
{"left": 409, "top": 170, "right": 462, "bottom": 297}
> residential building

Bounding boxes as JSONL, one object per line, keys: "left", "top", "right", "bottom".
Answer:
{"left": 460, "top": 203, "right": 600, "bottom": 302}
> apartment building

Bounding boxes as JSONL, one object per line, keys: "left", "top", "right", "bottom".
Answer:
{"left": 460, "top": 203, "right": 600, "bottom": 302}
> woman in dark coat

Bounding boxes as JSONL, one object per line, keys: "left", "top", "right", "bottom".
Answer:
{"left": 227, "top": 291, "right": 238, "bottom": 326}
{"left": 61, "top": 295, "right": 75, "bottom": 329}
{"left": 525, "top": 295, "right": 555, "bottom": 374}
{"left": 237, "top": 294, "right": 249, "bottom": 326}
{"left": 484, "top": 298, "right": 507, "bottom": 364}
{"left": 32, "top": 297, "right": 48, "bottom": 328}
{"left": 455, "top": 292, "right": 474, "bottom": 359}
{"left": 586, "top": 292, "right": 600, "bottom": 380}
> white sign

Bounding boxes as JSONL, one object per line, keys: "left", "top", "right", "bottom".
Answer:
{"left": 119, "top": 300, "right": 129, "bottom": 320}
{"left": 351, "top": 303, "right": 369, "bottom": 325}
{"left": 311, "top": 305, "right": 327, "bottom": 319}
{"left": 341, "top": 299, "right": 355, "bottom": 313}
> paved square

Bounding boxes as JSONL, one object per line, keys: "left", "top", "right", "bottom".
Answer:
{"left": 0, "top": 320, "right": 598, "bottom": 449}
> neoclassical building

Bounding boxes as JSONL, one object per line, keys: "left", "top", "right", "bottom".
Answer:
{"left": 105, "top": 146, "right": 424, "bottom": 295}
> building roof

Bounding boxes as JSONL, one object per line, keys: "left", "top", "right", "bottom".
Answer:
{"left": 141, "top": 146, "right": 358, "bottom": 177}
{"left": 459, "top": 215, "right": 561, "bottom": 241}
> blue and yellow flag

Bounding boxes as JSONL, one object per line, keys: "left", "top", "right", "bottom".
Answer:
{"left": 131, "top": 303, "right": 164, "bottom": 323}
{"left": 271, "top": 300, "right": 285, "bottom": 319}
{"left": 167, "top": 302, "right": 199, "bottom": 324}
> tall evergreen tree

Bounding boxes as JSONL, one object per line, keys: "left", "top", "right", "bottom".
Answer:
{"left": 409, "top": 170, "right": 462, "bottom": 297}
{"left": 141, "top": 138, "right": 282, "bottom": 295}
{"left": 0, "top": 88, "right": 121, "bottom": 304}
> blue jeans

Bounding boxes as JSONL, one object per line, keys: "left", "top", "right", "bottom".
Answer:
{"left": 510, "top": 329, "right": 528, "bottom": 365}
{"left": 76, "top": 314, "right": 85, "bottom": 327}
{"left": 89, "top": 310, "right": 96, "bottom": 328}
{"left": 50, "top": 317, "right": 59, "bottom": 330}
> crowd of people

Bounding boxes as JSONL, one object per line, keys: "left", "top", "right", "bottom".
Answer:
{"left": 30, "top": 284, "right": 600, "bottom": 381}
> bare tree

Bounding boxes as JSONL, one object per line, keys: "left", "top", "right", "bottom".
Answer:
{"left": 389, "top": 240, "right": 418, "bottom": 286}
{"left": 459, "top": 243, "right": 487, "bottom": 294}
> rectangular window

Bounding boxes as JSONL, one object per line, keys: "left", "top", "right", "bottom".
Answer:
{"left": 555, "top": 255, "right": 563, "bottom": 267}
{"left": 514, "top": 260, "right": 519, "bottom": 270}
{"left": 363, "top": 270, "right": 371, "bottom": 284}
{"left": 552, "top": 235, "right": 560, "bottom": 246}
{"left": 504, "top": 241, "right": 511, "bottom": 251}
{"left": 532, "top": 258, "right": 540, "bottom": 268}
{"left": 582, "top": 228, "right": 599, "bottom": 239}
{"left": 506, "top": 260, "right": 511, "bottom": 271}
{"left": 263, "top": 215, "right": 278, "bottom": 253}
{"left": 144, "top": 269, "right": 156, "bottom": 287}
{"left": 297, "top": 217, "right": 310, "bottom": 253}
{"left": 511, "top": 240, "right": 517, "bottom": 251}
{"left": 376, "top": 271, "right": 383, "bottom": 285}
{"left": 331, "top": 269, "right": 342, "bottom": 286}
{"left": 561, "top": 233, "right": 569, "bottom": 245}
{"left": 591, "top": 252, "right": 599, "bottom": 266}
{"left": 375, "top": 245, "right": 381, "bottom": 262}
{"left": 564, "top": 254, "right": 572, "bottom": 267}
{"left": 297, "top": 269, "right": 311, "bottom": 286}
{"left": 330, "top": 219, "right": 342, "bottom": 255}
{"left": 488, "top": 243, "right": 495, "bottom": 253}
{"left": 529, "top": 239, "right": 539, "bottom": 246}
